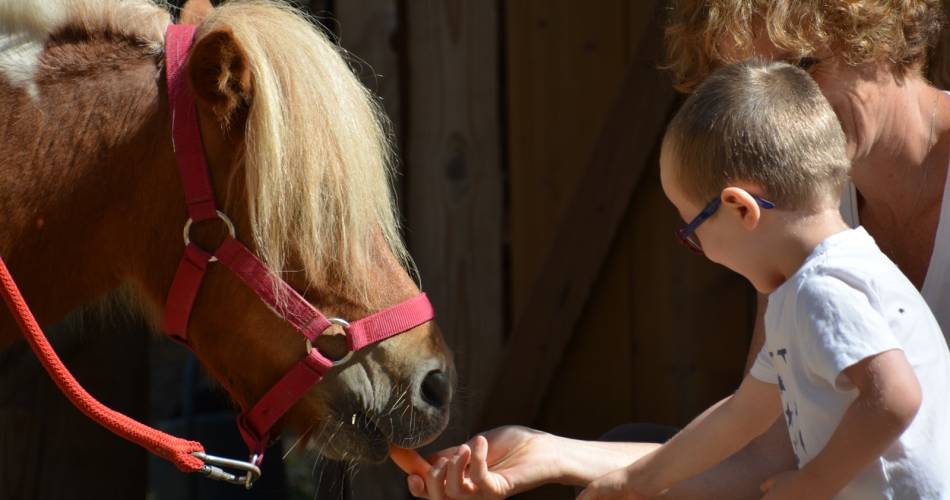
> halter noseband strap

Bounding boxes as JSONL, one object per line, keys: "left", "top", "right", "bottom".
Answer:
{"left": 162, "top": 24, "right": 435, "bottom": 484}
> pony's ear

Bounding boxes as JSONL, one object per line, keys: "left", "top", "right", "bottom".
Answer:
{"left": 187, "top": 27, "right": 253, "bottom": 131}
{"left": 180, "top": 0, "right": 213, "bottom": 25}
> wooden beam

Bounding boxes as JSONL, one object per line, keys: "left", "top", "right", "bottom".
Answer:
{"left": 479, "top": 9, "right": 677, "bottom": 429}
{"left": 333, "top": 2, "right": 412, "bottom": 499}
{"left": 336, "top": 0, "right": 403, "bottom": 147}
{"left": 404, "top": 0, "right": 504, "bottom": 443}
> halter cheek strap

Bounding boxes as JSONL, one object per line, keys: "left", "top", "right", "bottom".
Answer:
{"left": 161, "top": 24, "right": 435, "bottom": 485}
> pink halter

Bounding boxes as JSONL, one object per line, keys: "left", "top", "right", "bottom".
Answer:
{"left": 162, "top": 24, "right": 435, "bottom": 487}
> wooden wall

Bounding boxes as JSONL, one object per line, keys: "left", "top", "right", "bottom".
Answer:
{"left": 334, "top": 1, "right": 506, "bottom": 498}
{"left": 504, "top": 0, "right": 751, "bottom": 432}
{"left": 496, "top": 1, "right": 752, "bottom": 498}
{"left": 331, "top": 1, "right": 754, "bottom": 499}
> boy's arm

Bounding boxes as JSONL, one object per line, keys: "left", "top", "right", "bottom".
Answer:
{"left": 658, "top": 420, "right": 796, "bottom": 500}
{"left": 781, "top": 349, "right": 921, "bottom": 497}
{"left": 625, "top": 375, "right": 782, "bottom": 496}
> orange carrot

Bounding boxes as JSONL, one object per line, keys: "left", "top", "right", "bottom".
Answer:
{"left": 389, "top": 445, "right": 432, "bottom": 477}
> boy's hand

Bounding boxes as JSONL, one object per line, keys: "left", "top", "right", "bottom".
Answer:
{"left": 406, "top": 426, "right": 555, "bottom": 499}
{"left": 576, "top": 466, "right": 650, "bottom": 500}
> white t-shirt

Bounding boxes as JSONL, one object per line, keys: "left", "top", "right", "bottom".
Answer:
{"left": 750, "top": 227, "right": 950, "bottom": 499}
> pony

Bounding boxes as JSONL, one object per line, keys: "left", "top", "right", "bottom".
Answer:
{"left": 0, "top": 0, "right": 453, "bottom": 465}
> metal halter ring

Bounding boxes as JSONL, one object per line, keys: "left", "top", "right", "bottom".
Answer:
{"left": 182, "top": 210, "right": 237, "bottom": 262}
{"left": 306, "top": 317, "right": 354, "bottom": 366}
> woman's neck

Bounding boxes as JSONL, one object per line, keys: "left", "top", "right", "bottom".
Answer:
{"left": 851, "top": 77, "right": 949, "bottom": 221}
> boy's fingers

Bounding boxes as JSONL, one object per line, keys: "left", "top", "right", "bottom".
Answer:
{"left": 425, "top": 458, "right": 449, "bottom": 500}
{"left": 760, "top": 478, "right": 775, "bottom": 493}
{"left": 468, "top": 435, "right": 491, "bottom": 485}
{"left": 407, "top": 475, "right": 429, "bottom": 498}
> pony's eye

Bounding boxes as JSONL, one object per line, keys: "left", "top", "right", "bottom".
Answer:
{"left": 797, "top": 57, "right": 819, "bottom": 70}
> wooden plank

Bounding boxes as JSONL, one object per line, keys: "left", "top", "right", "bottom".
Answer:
{"left": 507, "top": 0, "right": 630, "bottom": 317}
{"left": 333, "top": 2, "right": 410, "bottom": 499}
{"left": 336, "top": 0, "right": 403, "bottom": 152}
{"left": 504, "top": 6, "right": 641, "bottom": 499}
{"left": 341, "top": 0, "right": 504, "bottom": 498}
{"left": 480, "top": 3, "right": 677, "bottom": 430}
{"left": 403, "top": 0, "right": 504, "bottom": 451}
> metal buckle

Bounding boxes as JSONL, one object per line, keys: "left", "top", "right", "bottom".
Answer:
{"left": 182, "top": 210, "right": 237, "bottom": 262}
{"left": 192, "top": 451, "right": 262, "bottom": 489}
{"left": 305, "top": 317, "right": 354, "bottom": 366}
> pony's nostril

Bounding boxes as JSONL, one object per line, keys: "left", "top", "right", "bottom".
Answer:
{"left": 420, "top": 369, "right": 450, "bottom": 409}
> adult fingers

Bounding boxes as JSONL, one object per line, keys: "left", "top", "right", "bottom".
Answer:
{"left": 468, "top": 435, "right": 492, "bottom": 486}
{"left": 577, "top": 483, "right": 610, "bottom": 500}
{"left": 760, "top": 477, "right": 775, "bottom": 493}
{"left": 444, "top": 445, "right": 473, "bottom": 498}
{"left": 424, "top": 457, "right": 450, "bottom": 500}
{"left": 428, "top": 446, "right": 461, "bottom": 463}
{"left": 408, "top": 475, "right": 430, "bottom": 498}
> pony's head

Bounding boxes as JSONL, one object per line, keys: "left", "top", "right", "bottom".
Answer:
{"left": 0, "top": 0, "right": 454, "bottom": 463}
{"left": 166, "top": 1, "right": 455, "bottom": 461}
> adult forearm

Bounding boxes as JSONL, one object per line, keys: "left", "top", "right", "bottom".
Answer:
{"left": 659, "top": 419, "right": 796, "bottom": 500}
{"left": 551, "top": 435, "right": 661, "bottom": 487}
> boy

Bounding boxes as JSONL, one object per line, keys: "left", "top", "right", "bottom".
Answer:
{"left": 577, "top": 59, "right": 950, "bottom": 499}
{"left": 419, "top": 60, "right": 950, "bottom": 499}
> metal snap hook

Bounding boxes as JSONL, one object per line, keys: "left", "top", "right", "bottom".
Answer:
{"left": 192, "top": 451, "right": 262, "bottom": 489}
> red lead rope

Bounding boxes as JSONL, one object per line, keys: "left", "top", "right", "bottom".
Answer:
{"left": 0, "top": 256, "right": 206, "bottom": 473}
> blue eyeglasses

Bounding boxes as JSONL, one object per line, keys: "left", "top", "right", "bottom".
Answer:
{"left": 676, "top": 195, "right": 775, "bottom": 255}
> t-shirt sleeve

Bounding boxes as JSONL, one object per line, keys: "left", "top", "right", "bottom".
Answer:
{"left": 795, "top": 274, "right": 902, "bottom": 390}
{"left": 749, "top": 345, "right": 778, "bottom": 384}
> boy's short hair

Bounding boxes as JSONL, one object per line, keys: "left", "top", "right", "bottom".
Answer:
{"left": 663, "top": 60, "right": 849, "bottom": 210}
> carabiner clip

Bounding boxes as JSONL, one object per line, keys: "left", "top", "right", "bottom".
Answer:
{"left": 192, "top": 451, "right": 262, "bottom": 489}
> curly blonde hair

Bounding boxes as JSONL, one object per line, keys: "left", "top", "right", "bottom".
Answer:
{"left": 666, "top": 0, "right": 946, "bottom": 92}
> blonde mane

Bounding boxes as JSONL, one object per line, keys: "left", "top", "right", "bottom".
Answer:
{"left": 200, "top": 1, "right": 407, "bottom": 301}
{"left": 2, "top": 0, "right": 408, "bottom": 302}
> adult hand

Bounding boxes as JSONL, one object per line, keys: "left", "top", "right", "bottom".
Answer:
{"left": 407, "top": 425, "right": 557, "bottom": 499}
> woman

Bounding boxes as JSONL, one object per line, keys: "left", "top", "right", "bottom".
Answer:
{"left": 410, "top": 1, "right": 950, "bottom": 498}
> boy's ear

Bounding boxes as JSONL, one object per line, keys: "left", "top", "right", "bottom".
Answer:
{"left": 186, "top": 27, "right": 253, "bottom": 132}
{"left": 721, "top": 186, "right": 762, "bottom": 230}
